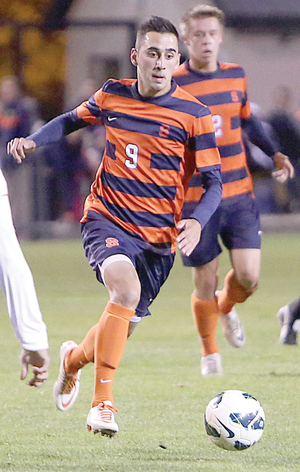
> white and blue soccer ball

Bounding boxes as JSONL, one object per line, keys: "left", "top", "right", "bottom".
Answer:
{"left": 204, "top": 390, "right": 265, "bottom": 451}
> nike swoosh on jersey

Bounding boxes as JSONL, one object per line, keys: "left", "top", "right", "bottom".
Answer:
{"left": 100, "top": 379, "right": 112, "bottom": 383}
{"left": 107, "top": 116, "right": 117, "bottom": 121}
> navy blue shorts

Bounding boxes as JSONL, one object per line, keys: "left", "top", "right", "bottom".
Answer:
{"left": 81, "top": 214, "right": 175, "bottom": 317}
{"left": 181, "top": 194, "right": 262, "bottom": 267}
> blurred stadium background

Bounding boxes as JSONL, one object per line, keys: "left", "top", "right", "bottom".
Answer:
{"left": 1, "top": 0, "right": 300, "bottom": 239}
{"left": 0, "top": 5, "right": 300, "bottom": 468}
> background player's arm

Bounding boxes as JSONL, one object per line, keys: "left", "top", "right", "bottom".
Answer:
{"left": 242, "top": 114, "right": 294, "bottom": 182}
{"left": 272, "top": 152, "right": 294, "bottom": 182}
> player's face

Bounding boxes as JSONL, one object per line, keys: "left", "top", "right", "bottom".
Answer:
{"left": 184, "top": 17, "right": 223, "bottom": 72}
{"left": 131, "top": 31, "right": 180, "bottom": 97}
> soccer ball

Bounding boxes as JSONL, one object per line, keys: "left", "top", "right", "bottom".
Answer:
{"left": 204, "top": 390, "right": 265, "bottom": 451}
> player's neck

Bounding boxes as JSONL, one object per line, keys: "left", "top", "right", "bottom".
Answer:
{"left": 189, "top": 58, "right": 218, "bottom": 73}
{"left": 137, "top": 82, "right": 172, "bottom": 98}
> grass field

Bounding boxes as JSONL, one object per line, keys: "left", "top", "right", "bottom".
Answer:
{"left": 0, "top": 233, "right": 299, "bottom": 472}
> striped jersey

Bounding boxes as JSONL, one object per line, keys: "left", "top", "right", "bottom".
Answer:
{"left": 173, "top": 60, "right": 253, "bottom": 204}
{"left": 75, "top": 78, "right": 221, "bottom": 253}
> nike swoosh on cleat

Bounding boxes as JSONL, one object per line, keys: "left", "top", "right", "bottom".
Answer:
{"left": 61, "top": 385, "right": 78, "bottom": 409}
{"left": 100, "top": 379, "right": 112, "bottom": 383}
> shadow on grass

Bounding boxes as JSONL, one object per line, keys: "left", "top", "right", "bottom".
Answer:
{"left": 269, "top": 371, "right": 300, "bottom": 377}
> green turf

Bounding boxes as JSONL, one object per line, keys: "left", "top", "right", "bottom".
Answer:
{"left": 0, "top": 233, "right": 299, "bottom": 471}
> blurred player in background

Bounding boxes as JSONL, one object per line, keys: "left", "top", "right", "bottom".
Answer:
{"left": 0, "top": 76, "right": 39, "bottom": 238}
{"left": 7, "top": 17, "right": 222, "bottom": 436}
{"left": 267, "top": 85, "right": 300, "bottom": 213}
{"left": 278, "top": 297, "right": 300, "bottom": 345}
{"left": 0, "top": 169, "right": 50, "bottom": 386}
{"left": 173, "top": 4, "right": 294, "bottom": 376}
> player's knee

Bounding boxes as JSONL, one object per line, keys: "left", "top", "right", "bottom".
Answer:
{"left": 116, "top": 289, "right": 140, "bottom": 309}
{"left": 193, "top": 262, "right": 218, "bottom": 299}
{"left": 109, "top": 280, "right": 141, "bottom": 309}
{"left": 237, "top": 271, "right": 259, "bottom": 293}
{"left": 104, "top": 260, "right": 141, "bottom": 308}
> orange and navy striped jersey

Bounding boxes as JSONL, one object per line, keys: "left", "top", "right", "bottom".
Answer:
{"left": 74, "top": 78, "right": 221, "bottom": 253}
{"left": 173, "top": 61, "right": 253, "bottom": 203}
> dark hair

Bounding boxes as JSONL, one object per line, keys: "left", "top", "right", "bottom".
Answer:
{"left": 136, "top": 16, "right": 179, "bottom": 48}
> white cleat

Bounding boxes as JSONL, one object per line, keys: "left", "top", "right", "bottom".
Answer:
{"left": 216, "top": 290, "right": 245, "bottom": 348}
{"left": 201, "top": 353, "right": 223, "bottom": 376}
{"left": 87, "top": 401, "right": 119, "bottom": 437}
{"left": 220, "top": 307, "right": 245, "bottom": 348}
{"left": 277, "top": 305, "right": 300, "bottom": 345}
{"left": 53, "top": 341, "right": 81, "bottom": 411}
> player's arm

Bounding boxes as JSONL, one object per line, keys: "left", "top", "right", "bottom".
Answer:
{"left": 272, "top": 152, "right": 294, "bottom": 182}
{"left": 177, "top": 106, "right": 222, "bottom": 256}
{"left": 7, "top": 110, "right": 89, "bottom": 163}
{"left": 189, "top": 167, "right": 222, "bottom": 225}
{"left": 11, "top": 304, "right": 50, "bottom": 386}
{"left": 177, "top": 167, "right": 222, "bottom": 256}
{"left": 242, "top": 114, "right": 294, "bottom": 181}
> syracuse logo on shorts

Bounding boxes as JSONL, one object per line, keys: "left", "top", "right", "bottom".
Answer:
{"left": 105, "top": 237, "right": 120, "bottom": 248}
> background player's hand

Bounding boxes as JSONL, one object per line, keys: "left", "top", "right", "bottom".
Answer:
{"left": 7, "top": 138, "right": 36, "bottom": 164}
{"left": 272, "top": 152, "right": 294, "bottom": 183}
{"left": 176, "top": 218, "right": 202, "bottom": 256}
{"left": 20, "top": 349, "right": 51, "bottom": 387}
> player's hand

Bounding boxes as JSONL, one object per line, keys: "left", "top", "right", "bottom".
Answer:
{"left": 272, "top": 152, "right": 294, "bottom": 182}
{"left": 20, "top": 349, "right": 51, "bottom": 387}
{"left": 176, "top": 218, "right": 202, "bottom": 256}
{"left": 6, "top": 137, "right": 36, "bottom": 164}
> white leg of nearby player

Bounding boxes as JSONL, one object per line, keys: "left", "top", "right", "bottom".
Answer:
{"left": 0, "top": 171, "right": 48, "bottom": 351}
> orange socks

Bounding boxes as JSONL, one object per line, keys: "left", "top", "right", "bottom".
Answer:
{"left": 191, "top": 293, "right": 219, "bottom": 356}
{"left": 92, "top": 301, "right": 135, "bottom": 407}
{"left": 65, "top": 301, "right": 135, "bottom": 407}
{"left": 65, "top": 324, "right": 97, "bottom": 374}
{"left": 218, "top": 269, "right": 257, "bottom": 315}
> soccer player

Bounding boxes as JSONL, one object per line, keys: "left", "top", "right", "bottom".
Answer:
{"left": 0, "top": 169, "right": 50, "bottom": 386}
{"left": 7, "top": 16, "right": 222, "bottom": 436}
{"left": 278, "top": 297, "right": 300, "bottom": 345}
{"left": 173, "top": 5, "right": 294, "bottom": 376}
